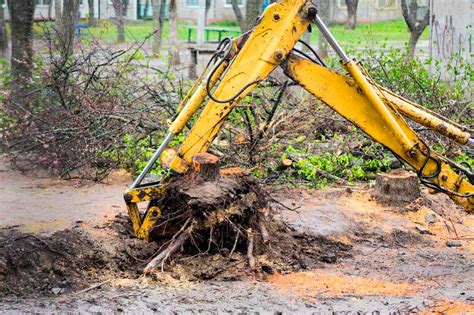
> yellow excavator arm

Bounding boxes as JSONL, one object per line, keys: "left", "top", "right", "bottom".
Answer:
{"left": 124, "top": 0, "right": 473, "bottom": 240}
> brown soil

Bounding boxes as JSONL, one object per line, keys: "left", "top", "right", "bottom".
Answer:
{"left": 0, "top": 157, "right": 473, "bottom": 313}
{"left": 0, "top": 209, "right": 352, "bottom": 298}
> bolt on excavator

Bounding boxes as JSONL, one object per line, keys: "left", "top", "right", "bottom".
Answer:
{"left": 123, "top": 0, "right": 473, "bottom": 241}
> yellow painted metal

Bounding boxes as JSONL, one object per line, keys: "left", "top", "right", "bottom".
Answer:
{"left": 282, "top": 54, "right": 473, "bottom": 211}
{"left": 171, "top": 0, "right": 312, "bottom": 165}
{"left": 344, "top": 60, "right": 414, "bottom": 152}
{"left": 372, "top": 85, "right": 471, "bottom": 145}
{"left": 123, "top": 183, "right": 169, "bottom": 239}
{"left": 137, "top": 206, "right": 162, "bottom": 240}
{"left": 125, "top": 202, "right": 142, "bottom": 236}
{"left": 124, "top": 184, "right": 167, "bottom": 203}
{"left": 169, "top": 59, "right": 230, "bottom": 135}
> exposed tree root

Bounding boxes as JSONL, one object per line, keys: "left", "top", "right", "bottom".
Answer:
{"left": 142, "top": 155, "right": 352, "bottom": 275}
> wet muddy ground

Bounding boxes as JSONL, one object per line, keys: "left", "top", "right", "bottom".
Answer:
{"left": 0, "top": 158, "right": 473, "bottom": 314}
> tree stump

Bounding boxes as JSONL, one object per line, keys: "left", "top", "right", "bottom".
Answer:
{"left": 373, "top": 169, "right": 420, "bottom": 206}
{"left": 192, "top": 153, "right": 221, "bottom": 182}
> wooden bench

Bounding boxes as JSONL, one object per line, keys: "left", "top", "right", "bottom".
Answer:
{"left": 48, "top": 23, "right": 89, "bottom": 37}
{"left": 188, "top": 46, "right": 217, "bottom": 79}
{"left": 185, "top": 25, "right": 240, "bottom": 43}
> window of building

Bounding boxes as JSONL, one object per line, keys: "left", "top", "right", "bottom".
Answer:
{"left": 36, "top": 0, "right": 51, "bottom": 6}
{"left": 375, "top": 0, "right": 399, "bottom": 9}
{"left": 337, "top": 0, "right": 347, "bottom": 9}
{"left": 225, "top": 0, "right": 243, "bottom": 6}
{"left": 186, "top": 0, "right": 199, "bottom": 7}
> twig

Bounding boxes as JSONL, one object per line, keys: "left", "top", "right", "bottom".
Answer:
{"left": 75, "top": 279, "right": 112, "bottom": 295}
{"left": 448, "top": 218, "right": 460, "bottom": 239}
{"left": 144, "top": 223, "right": 193, "bottom": 274}
{"left": 246, "top": 229, "right": 255, "bottom": 268}
{"left": 259, "top": 221, "right": 270, "bottom": 245}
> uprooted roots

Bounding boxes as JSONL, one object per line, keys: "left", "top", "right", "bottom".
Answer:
{"left": 143, "top": 171, "right": 352, "bottom": 275}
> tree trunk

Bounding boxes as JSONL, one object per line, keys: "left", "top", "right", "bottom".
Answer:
{"left": 230, "top": 0, "right": 245, "bottom": 32}
{"left": 168, "top": 0, "right": 180, "bottom": 65}
{"left": 0, "top": 0, "right": 8, "bottom": 59}
{"left": 408, "top": 30, "right": 422, "bottom": 59}
{"left": 55, "top": 0, "right": 62, "bottom": 25}
{"left": 151, "top": 0, "right": 164, "bottom": 55}
{"left": 244, "top": 0, "right": 263, "bottom": 32}
{"left": 60, "top": 0, "right": 80, "bottom": 57}
{"left": 7, "top": 0, "right": 36, "bottom": 95}
{"left": 192, "top": 153, "right": 220, "bottom": 182}
{"left": 317, "top": 0, "right": 330, "bottom": 59}
{"left": 48, "top": 1, "right": 53, "bottom": 20}
{"left": 373, "top": 170, "right": 420, "bottom": 208}
{"left": 205, "top": 0, "right": 210, "bottom": 24}
{"left": 112, "top": 0, "right": 127, "bottom": 43}
{"left": 401, "top": 0, "right": 430, "bottom": 60}
{"left": 345, "top": 0, "right": 359, "bottom": 30}
{"left": 87, "top": 0, "right": 96, "bottom": 26}
{"left": 231, "top": 0, "right": 262, "bottom": 32}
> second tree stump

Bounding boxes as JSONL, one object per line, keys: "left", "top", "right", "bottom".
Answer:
{"left": 373, "top": 169, "right": 421, "bottom": 206}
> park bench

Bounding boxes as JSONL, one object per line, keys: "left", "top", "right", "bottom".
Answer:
{"left": 188, "top": 46, "right": 217, "bottom": 79}
{"left": 48, "top": 23, "right": 89, "bottom": 37}
{"left": 185, "top": 25, "right": 240, "bottom": 43}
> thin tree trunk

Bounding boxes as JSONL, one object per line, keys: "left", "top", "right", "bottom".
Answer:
{"left": 88, "top": 0, "right": 96, "bottom": 26}
{"left": 151, "top": 0, "right": 164, "bottom": 55}
{"left": 60, "top": 0, "right": 80, "bottom": 57}
{"left": 168, "top": 0, "right": 180, "bottom": 65}
{"left": 143, "top": 0, "right": 150, "bottom": 20}
{"left": 317, "top": 0, "right": 330, "bottom": 59}
{"left": 48, "top": 1, "right": 53, "bottom": 20}
{"left": 0, "top": 0, "right": 8, "bottom": 58}
{"left": 345, "top": 0, "right": 359, "bottom": 30}
{"left": 230, "top": 0, "right": 245, "bottom": 32}
{"left": 401, "top": 0, "right": 430, "bottom": 60}
{"left": 112, "top": 0, "right": 127, "bottom": 43}
{"left": 7, "top": 0, "right": 36, "bottom": 96}
{"left": 205, "top": 0, "right": 210, "bottom": 24}
{"left": 55, "top": 0, "right": 62, "bottom": 26}
{"left": 244, "top": 0, "right": 263, "bottom": 32}
{"left": 231, "top": 0, "right": 262, "bottom": 32}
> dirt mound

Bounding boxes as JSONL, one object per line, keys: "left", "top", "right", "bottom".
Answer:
{"left": 0, "top": 228, "right": 107, "bottom": 296}
{"left": 0, "top": 210, "right": 352, "bottom": 298}
{"left": 140, "top": 164, "right": 352, "bottom": 274}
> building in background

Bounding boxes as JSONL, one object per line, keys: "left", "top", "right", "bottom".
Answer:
{"left": 3, "top": 0, "right": 404, "bottom": 23}
{"left": 3, "top": 0, "right": 138, "bottom": 21}
{"left": 429, "top": 0, "right": 473, "bottom": 63}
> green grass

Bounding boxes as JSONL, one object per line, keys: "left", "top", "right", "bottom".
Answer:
{"left": 32, "top": 18, "right": 429, "bottom": 47}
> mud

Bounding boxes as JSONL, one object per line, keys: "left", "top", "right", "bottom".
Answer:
{"left": 0, "top": 212, "right": 352, "bottom": 298}
{"left": 0, "top": 157, "right": 473, "bottom": 313}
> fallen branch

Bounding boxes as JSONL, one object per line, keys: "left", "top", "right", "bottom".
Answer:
{"left": 144, "top": 224, "right": 193, "bottom": 274}
{"left": 246, "top": 229, "right": 255, "bottom": 268}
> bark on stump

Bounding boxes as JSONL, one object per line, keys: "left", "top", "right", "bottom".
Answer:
{"left": 373, "top": 169, "right": 420, "bottom": 206}
{"left": 192, "top": 153, "right": 220, "bottom": 182}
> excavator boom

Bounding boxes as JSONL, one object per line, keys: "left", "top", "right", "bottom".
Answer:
{"left": 124, "top": 0, "right": 473, "bottom": 240}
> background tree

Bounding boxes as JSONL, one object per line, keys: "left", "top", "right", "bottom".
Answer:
{"left": 112, "top": 0, "right": 128, "bottom": 42}
{"left": 168, "top": 0, "right": 180, "bottom": 65}
{"left": 143, "top": 0, "right": 150, "bottom": 20}
{"left": 231, "top": 0, "right": 263, "bottom": 32}
{"left": 87, "top": 0, "right": 97, "bottom": 26}
{"left": 345, "top": 0, "right": 359, "bottom": 30}
{"left": 317, "top": 0, "right": 330, "bottom": 59}
{"left": 0, "top": 0, "right": 8, "bottom": 59}
{"left": 7, "top": 0, "right": 36, "bottom": 94}
{"left": 60, "top": 0, "right": 80, "bottom": 56}
{"left": 55, "top": 0, "right": 62, "bottom": 26}
{"left": 151, "top": 0, "right": 165, "bottom": 55}
{"left": 401, "top": 0, "right": 430, "bottom": 59}
{"left": 48, "top": 0, "right": 53, "bottom": 19}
